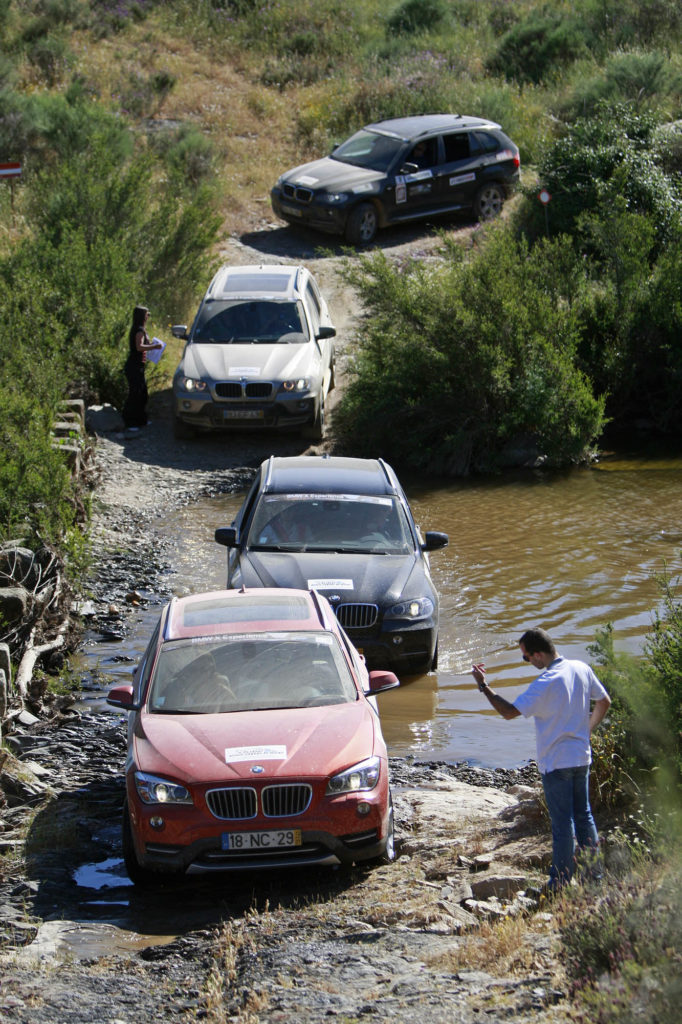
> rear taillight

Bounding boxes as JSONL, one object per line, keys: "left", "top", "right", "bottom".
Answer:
{"left": 513, "top": 153, "right": 520, "bottom": 169}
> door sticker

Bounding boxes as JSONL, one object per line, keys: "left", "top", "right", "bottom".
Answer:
{"left": 396, "top": 177, "right": 407, "bottom": 204}
{"left": 449, "top": 173, "right": 477, "bottom": 186}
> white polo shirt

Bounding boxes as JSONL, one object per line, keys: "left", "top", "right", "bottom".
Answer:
{"left": 514, "top": 656, "right": 609, "bottom": 774}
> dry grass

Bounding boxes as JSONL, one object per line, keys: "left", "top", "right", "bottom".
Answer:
{"left": 426, "top": 909, "right": 561, "bottom": 977}
{"left": 66, "top": 16, "right": 313, "bottom": 238}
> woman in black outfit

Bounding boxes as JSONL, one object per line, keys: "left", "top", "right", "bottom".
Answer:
{"left": 122, "top": 305, "right": 162, "bottom": 429}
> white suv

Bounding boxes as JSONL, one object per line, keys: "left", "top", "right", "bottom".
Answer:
{"left": 171, "top": 264, "right": 336, "bottom": 439}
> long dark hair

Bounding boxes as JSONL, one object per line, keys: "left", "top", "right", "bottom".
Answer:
{"left": 131, "top": 305, "right": 149, "bottom": 330}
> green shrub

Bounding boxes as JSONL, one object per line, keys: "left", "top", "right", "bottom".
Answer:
{"left": 582, "top": 0, "right": 682, "bottom": 48}
{"left": 559, "top": 862, "right": 682, "bottom": 1024}
{"left": 386, "top": 0, "right": 448, "bottom": 37}
{"left": 153, "top": 124, "right": 217, "bottom": 187}
{"left": 562, "top": 50, "right": 682, "bottom": 118}
{"left": 487, "top": 14, "right": 591, "bottom": 84}
{"left": 334, "top": 225, "right": 605, "bottom": 475}
{"left": 530, "top": 103, "right": 682, "bottom": 242}
{"left": 26, "top": 32, "right": 73, "bottom": 86}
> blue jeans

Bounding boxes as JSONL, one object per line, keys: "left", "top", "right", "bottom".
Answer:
{"left": 541, "top": 765, "right": 600, "bottom": 889}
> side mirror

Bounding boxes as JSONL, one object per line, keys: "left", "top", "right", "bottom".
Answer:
{"left": 422, "top": 531, "right": 449, "bottom": 552}
{"left": 401, "top": 162, "right": 419, "bottom": 174}
{"left": 215, "top": 526, "right": 238, "bottom": 548}
{"left": 365, "top": 670, "right": 400, "bottom": 695}
{"left": 171, "top": 324, "right": 188, "bottom": 339}
{"left": 316, "top": 325, "right": 336, "bottom": 340}
{"left": 107, "top": 685, "right": 140, "bottom": 710}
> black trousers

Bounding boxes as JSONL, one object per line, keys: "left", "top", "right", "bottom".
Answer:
{"left": 123, "top": 360, "right": 148, "bottom": 427}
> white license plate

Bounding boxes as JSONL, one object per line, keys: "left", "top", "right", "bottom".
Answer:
{"left": 223, "top": 409, "right": 264, "bottom": 420}
{"left": 281, "top": 203, "right": 303, "bottom": 217}
{"left": 221, "top": 829, "right": 302, "bottom": 851}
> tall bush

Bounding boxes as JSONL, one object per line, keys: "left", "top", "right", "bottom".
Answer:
{"left": 529, "top": 103, "right": 682, "bottom": 243}
{"left": 335, "top": 225, "right": 605, "bottom": 475}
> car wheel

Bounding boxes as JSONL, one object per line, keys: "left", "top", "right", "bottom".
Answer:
{"left": 304, "top": 394, "right": 325, "bottom": 441}
{"left": 122, "top": 800, "right": 165, "bottom": 887}
{"left": 474, "top": 183, "right": 505, "bottom": 221}
{"left": 173, "top": 416, "right": 195, "bottom": 440}
{"left": 345, "top": 203, "right": 378, "bottom": 246}
{"left": 380, "top": 797, "right": 396, "bottom": 864}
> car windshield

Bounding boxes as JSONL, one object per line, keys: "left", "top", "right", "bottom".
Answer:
{"left": 331, "top": 129, "right": 405, "bottom": 173}
{"left": 148, "top": 632, "right": 357, "bottom": 714}
{"left": 191, "top": 300, "right": 307, "bottom": 344}
{"left": 247, "top": 494, "right": 414, "bottom": 554}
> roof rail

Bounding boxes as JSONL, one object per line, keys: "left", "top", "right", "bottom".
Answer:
{"left": 262, "top": 456, "right": 275, "bottom": 490}
{"left": 309, "top": 587, "right": 331, "bottom": 628}
{"left": 161, "top": 597, "right": 177, "bottom": 641}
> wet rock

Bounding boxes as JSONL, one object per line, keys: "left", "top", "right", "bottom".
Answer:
{"left": 0, "top": 585, "right": 29, "bottom": 622}
{"left": 0, "top": 546, "right": 39, "bottom": 587}
{"left": 86, "top": 404, "right": 125, "bottom": 433}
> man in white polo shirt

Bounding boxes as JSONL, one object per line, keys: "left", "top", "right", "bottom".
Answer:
{"left": 472, "top": 627, "right": 611, "bottom": 892}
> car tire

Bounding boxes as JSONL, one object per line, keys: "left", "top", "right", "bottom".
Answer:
{"left": 380, "top": 797, "right": 396, "bottom": 864}
{"left": 474, "top": 183, "right": 505, "bottom": 221}
{"left": 345, "top": 203, "right": 378, "bottom": 246}
{"left": 304, "top": 394, "right": 325, "bottom": 441}
{"left": 122, "top": 800, "right": 166, "bottom": 887}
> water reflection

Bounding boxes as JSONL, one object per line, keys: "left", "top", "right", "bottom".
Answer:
{"left": 82, "top": 455, "right": 682, "bottom": 769}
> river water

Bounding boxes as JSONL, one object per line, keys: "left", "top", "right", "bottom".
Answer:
{"left": 90, "top": 452, "right": 682, "bottom": 770}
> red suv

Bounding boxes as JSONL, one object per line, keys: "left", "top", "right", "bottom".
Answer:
{"left": 107, "top": 587, "right": 399, "bottom": 884}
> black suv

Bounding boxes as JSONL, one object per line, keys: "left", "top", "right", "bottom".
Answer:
{"left": 215, "top": 455, "right": 449, "bottom": 677}
{"left": 271, "top": 113, "right": 520, "bottom": 245}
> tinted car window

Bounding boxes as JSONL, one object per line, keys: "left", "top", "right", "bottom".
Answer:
{"left": 248, "top": 494, "right": 414, "bottom": 554}
{"left": 331, "top": 129, "right": 404, "bottom": 172}
{"left": 148, "top": 633, "right": 358, "bottom": 713}
{"left": 442, "top": 132, "right": 472, "bottom": 162}
{"left": 473, "top": 131, "right": 501, "bottom": 153}
{"left": 134, "top": 617, "right": 161, "bottom": 703}
{"left": 192, "top": 300, "right": 307, "bottom": 344}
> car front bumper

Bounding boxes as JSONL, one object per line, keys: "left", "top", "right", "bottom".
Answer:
{"left": 345, "top": 621, "right": 437, "bottom": 677}
{"left": 174, "top": 390, "right": 318, "bottom": 432}
{"left": 271, "top": 189, "right": 349, "bottom": 237}
{"left": 127, "top": 780, "right": 391, "bottom": 874}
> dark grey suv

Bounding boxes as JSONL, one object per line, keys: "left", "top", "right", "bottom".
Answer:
{"left": 271, "top": 113, "right": 520, "bottom": 245}
{"left": 215, "top": 456, "right": 449, "bottom": 677}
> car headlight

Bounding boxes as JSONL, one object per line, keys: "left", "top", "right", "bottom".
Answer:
{"left": 385, "top": 597, "right": 435, "bottom": 620}
{"left": 280, "top": 378, "right": 310, "bottom": 392}
{"left": 179, "top": 376, "right": 208, "bottom": 393}
{"left": 320, "top": 192, "right": 349, "bottom": 205}
{"left": 134, "top": 772, "right": 193, "bottom": 805}
{"left": 326, "top": 756, "right": 381, "bottom": 796}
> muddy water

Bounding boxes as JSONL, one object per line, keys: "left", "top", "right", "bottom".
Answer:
{"left": 90, "top": 453, "right": 682, "bottom": 771}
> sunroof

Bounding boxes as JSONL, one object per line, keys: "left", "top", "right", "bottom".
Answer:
{"left": 224, "top": 274, "right": 291, "bottom": 294}
{"left": 183, "top": 594, "right": 311, "bottom": 627}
